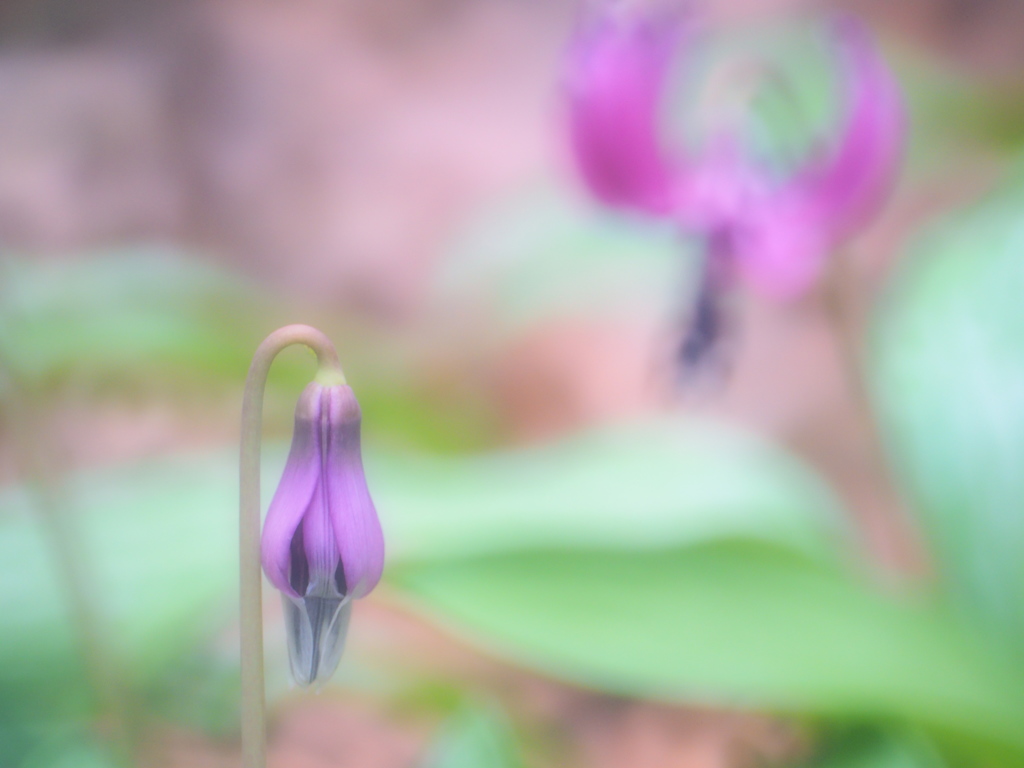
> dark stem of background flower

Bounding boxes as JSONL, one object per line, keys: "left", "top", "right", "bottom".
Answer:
{"left": 677, "top": 232, "right": 734, "bottom": 381}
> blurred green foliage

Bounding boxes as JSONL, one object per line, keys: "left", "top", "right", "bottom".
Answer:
{"left": 420, "top": 701, "right": 523, "bottom": 768}
{"left": 0, "top": 418, "right": 839, "bottom": 725}
{"left": 0, "top": 249, "right": 268, "bottom": 393}
{"left": 395, "top": 540, "right": 1024, "bottom": 753}
{"left": 802, "top": 729, "right": 944, "bottom": 768}
{"left": 874, "top": 165, "right": 1024, "bottom": 648}
{"left": 436, "top": 188, "right": 686, "bottom": 333}
{"left": 5, "top": 18, "right": 1024, "bottom": 768}
{"left": 2, "top": 192, "right": 1024, "bottom": 766}
{"left": 3, "top": 416, "right": 1024, "bottom": 764}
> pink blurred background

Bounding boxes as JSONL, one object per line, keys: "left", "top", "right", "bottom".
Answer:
{"left": 2, "top": 1, "right": 1023, "bottom": 765}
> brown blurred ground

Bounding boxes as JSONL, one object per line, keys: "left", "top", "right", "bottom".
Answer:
{"left": 0, "top": 0, "right": 1019, "bottom": 766}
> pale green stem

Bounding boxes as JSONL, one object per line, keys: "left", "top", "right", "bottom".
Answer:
{"left": 822, "top": 252, "right": 912, "bottom": 573}
{"left": 0, "top": 355, "right": 134, "bottom": 765}
{"left": 239, "top": 325, "right": 345, "bottom": 768}
{"left": 822, "top": 248, "right": 870, "bottom": 409}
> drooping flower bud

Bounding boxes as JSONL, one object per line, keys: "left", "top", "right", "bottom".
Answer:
{"left": 260, "top": 382, "right": 384, "bottom": 686}
{"left": 565, "top": 8, "right": 905, "bottom": 372}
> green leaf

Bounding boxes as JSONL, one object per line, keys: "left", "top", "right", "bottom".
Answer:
{"left": 144, "top": 648, "right": 241, "bottom": 737}
{"left": 0, "top": 247, "right": 267, "bottom": 390}
{"left": 377, "top": 418, "right": 848, "bottom": 563}
{"left": 17, "top": 730, "right": 121, "bottom": 768}
{"left": 800, "top": 729, "right": 945, "bottom": 768}
{"left": 0, "top": 451, "right": 240, "bottom": 693}
{"left": 421, "top": 702, "right": 522, "bottom": 768}
{"left": 872, "top": 167, "right": 1024, "bottom": 642}
{"left": 391, "top": 543, "right": 1024, "bottom": 755}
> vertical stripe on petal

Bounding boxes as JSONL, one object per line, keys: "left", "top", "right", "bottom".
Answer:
{"left": 260, "top": 383, "right": 326, "bottom": 597}
{"left": 325, "top": 386, "right": 385, "bottom": 599}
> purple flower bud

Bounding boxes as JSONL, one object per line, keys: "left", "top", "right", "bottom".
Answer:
{"left": 260, "top": 382, "right": 384, "bottom": 686}
{"left": 565, "top": 9, "right": 905, "bottom": 300}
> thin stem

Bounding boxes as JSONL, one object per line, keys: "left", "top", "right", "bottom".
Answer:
{"left": 821, "top": 252, "right": 915, "bottom": 573}
{"left": 0, "top": 356, "right": 135, "bottom": 765}
{"left": 239, "top": 325, "right": 344, "bottom": 768}
{"left": 822, "top": 249, "right": 870, "bottom": 411}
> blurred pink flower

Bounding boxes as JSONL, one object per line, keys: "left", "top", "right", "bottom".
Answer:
{"left": 261, "top": 381, "right": 384, "bottom": 686}
{"left": 566, "top": 10, "right": 904, "bottom": 301}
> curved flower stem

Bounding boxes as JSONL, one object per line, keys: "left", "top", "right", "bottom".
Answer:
{"left": 239, "top": 325, "right": 344, "bottom": 768}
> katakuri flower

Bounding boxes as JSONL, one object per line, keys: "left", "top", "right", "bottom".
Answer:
{"left": 260, "top": 381, "right": 384, "bottom": 686}
{"left": 566, "top": 8, "right": 904, "bottom": 369}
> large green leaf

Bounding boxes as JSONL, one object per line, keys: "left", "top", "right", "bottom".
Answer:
{"left": 391, "top": 543, "right": 1024, "bottom": 755}
{"left": 872, "top": 168, "right": 1024, "bottom": 643}
{"left": 377, "top": 418, "right": 848, "bottom": 563}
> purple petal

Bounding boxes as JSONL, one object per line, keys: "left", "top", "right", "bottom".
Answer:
{"left": 794, "top": 15, "right": 905, "bottom": 239}
{"left": 299, "top": 423, "right": 341, "bottom": 596}
{"left": 282, "top": 465, "right": 350, "bottom": 686}
{"left": 325, "top": 386, "right": 384, "bottom": 599}
{"left": 566, "top": 10, "right": 688, "bottom": 215}
{"left": 734, "top": 192, "right": 829, "bottom": 299}
{"left": 260, "top": 383, "right": 324, "bottom": 598}
{"left": 674, "top": 135, "right": 771, "bottom": 233}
